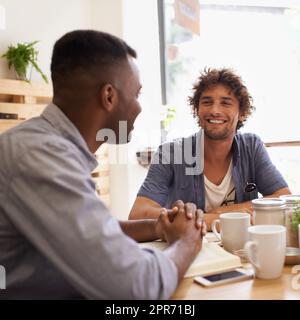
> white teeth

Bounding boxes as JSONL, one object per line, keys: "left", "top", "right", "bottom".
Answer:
{"left": 208, "top": 120, "right": 225, "bottom": 124}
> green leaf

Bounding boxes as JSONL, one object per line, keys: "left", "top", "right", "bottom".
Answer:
{"left": 1, "top": 41, "right": 48, "bottom": 83}
{"left": 291, "top": 202, "right": 300, "bottom": 231}
{"left": 161, "top": 106, "right": 177, "bottom": 131}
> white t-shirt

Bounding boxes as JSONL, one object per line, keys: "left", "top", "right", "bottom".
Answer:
{"left": 204, "top": 160, "right": 235, "bottom": 212}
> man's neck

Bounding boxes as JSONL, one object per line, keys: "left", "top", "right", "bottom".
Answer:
{"left": 204, "top": 135, "right": 234, "bottom": 164}
{"left": 68, "top": 114, "right": 104, "bottom": 153}
{"left": 55, "top": 100, "right": 103, "bottom": 154}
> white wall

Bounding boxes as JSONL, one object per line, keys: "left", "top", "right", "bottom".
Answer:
{"left": 123, "top": 0, "right": 162, "bottom": 216}
{"left": 0, "top": 0, "right": 92, "bottom": 81}
{"left": 91, "top": 0, "right": 123, "bottom": 37}
{"left": 90, "top": 0, "right": 162, "bottom": 219}
{"left": 107, "top": 0, "right": 162, "bottom": 219}
{"left": 0, "top": 0, "right": 162, "bottom": 220}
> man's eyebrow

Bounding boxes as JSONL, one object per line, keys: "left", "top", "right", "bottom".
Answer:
{"left": 200, "top": 96, "right": 212, "bottom": 100}
{"left": 221, "top": 96, "right": 234, "bottom": 101}
{"left": 200, "top": 96, "right": 235, "bottom": 101}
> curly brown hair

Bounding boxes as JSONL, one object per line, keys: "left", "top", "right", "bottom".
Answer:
{"left": 188, "top": 68, "right": 255, "bottom": 130}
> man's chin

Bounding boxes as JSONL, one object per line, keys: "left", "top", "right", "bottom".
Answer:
{"left": 204, "top": 129, "right": 230, "bottom": 140}
{"left": 107, "top": 139, "right": 130, "bottom": 145}
{"left": 109, "top": 131, "right": 132, "bottom": 144}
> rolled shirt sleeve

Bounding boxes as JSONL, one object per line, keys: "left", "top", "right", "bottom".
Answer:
{"left": 253, "top": 135, "right": 288, "bottom": 195}
{"left": 137, "top": 144, "right": 174, "bottom": 207}
{"left": 4, "top": 140, "right": 178, "bottom": 299}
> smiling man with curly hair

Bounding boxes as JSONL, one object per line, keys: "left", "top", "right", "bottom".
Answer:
{"left": 130, "top": 68, "right": 290, "bottom": 229}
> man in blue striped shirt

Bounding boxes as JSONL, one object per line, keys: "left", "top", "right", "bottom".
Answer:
{"left": 0, "top": 30, "right": 205, "bottom": 299}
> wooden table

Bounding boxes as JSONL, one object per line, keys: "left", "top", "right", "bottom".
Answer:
{"left": 172, "top": 265, "right": 300, "bottom": 300}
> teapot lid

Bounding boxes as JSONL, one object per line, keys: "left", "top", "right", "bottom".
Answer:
{"left": 252, "top": 198, "right": 286, "bottom": 208}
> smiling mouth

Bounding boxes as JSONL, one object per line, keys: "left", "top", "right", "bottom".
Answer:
{"left": 207, "top": 119, "right": 227, "bottom": 124}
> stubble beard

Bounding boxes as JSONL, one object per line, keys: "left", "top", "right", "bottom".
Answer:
{"left": 199, "top": 119, "right": 232, "bottom": 141}
{"left": 203, "top": 126, "right": 232, "bottom": 140}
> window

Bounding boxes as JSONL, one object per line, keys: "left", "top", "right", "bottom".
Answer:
{"left": 159, "top": 0, "right": 300, "bottom": 192}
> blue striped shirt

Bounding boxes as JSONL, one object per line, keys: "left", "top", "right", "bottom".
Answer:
{"left": 0, "top": 104, "right": 177, "bottom": 299}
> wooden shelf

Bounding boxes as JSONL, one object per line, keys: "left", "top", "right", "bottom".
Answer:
{"left": 0, "top": 102, "right": 46, "bottom": 119}
{"left": 0, "top": 119, "right": 25, "bottom": 133}
{"left": 0, "top": 78, "right": 111, "bottom": 208}
{"left": 0, "top": 78, "right": 52, "bottom": 133}
{"left": 0, "top": 79, "right": 52, "bottom": 98}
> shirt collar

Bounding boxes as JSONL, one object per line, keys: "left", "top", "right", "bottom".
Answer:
{"left": 232, "top": 134, "right": 241, "bottom": 165}
{"left": 41, "top": 103, "right": 98, "bottom": 171}
{"left": 191, "top": 129, "right": 240, "bottom": 173}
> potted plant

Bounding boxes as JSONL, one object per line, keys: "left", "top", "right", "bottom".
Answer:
{"left": 1, "top": 41, "right": 48, "bottom": 83}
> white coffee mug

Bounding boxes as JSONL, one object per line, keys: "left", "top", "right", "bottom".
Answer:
{"left": 212, "top": 212, "right": 250, "bottom": 253}
{"left": 244, "top": 225, "right": 286, "bottom": 279}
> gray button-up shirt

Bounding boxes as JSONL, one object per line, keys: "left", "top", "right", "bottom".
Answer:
{"left": 0, "top": 104, "right": 177, "bottom": 299}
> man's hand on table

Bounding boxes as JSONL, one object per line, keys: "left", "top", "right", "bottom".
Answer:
{"left": 155, "top": 200, "right": 207, "bottom": 242}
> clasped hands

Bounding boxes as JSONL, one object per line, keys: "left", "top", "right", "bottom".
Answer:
{"left": 155, "top": 200, "right": 207, "bottom": 245}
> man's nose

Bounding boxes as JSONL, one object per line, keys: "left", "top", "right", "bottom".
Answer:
{"left": 210, "top": 102, "right": 222, "bottom": 114}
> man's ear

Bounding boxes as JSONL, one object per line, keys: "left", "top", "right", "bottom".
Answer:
{"left": 100, "top": 84, "right": 118, "bottom": 112}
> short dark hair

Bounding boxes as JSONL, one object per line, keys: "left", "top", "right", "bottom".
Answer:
{"left": 188, "top": 68, "right": 255, "bottom": 129}
{"left": 51, "top": 30, "right": 137, "bottom": 90}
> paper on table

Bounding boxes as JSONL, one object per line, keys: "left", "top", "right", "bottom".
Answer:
{"left": 204, "top": 232, "right": 221, "bottom": 243}
{"left": 140, "top": 239, "right": 241, "bottom": 278}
